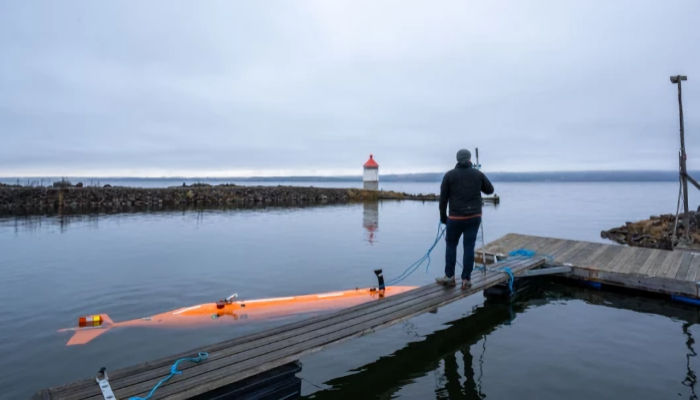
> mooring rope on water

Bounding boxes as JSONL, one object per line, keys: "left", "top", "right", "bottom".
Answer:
{"left": 129, "top": 352, "right": 208, "bottom": 400}
{"left": 384, "top": 217, "right": 543, "bottom": 292}
{"left": 385, "top": 221, "right": 446, "bottom": 285}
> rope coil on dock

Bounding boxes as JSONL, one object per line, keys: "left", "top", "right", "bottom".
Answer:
{"left": 474, "top": 249, "right": 539, "bottom": 292}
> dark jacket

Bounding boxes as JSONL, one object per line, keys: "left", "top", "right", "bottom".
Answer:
{"left": 439, "top": 162, "right": 494, "bottom": 222}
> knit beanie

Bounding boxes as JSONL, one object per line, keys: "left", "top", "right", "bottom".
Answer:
{"left": 456, "top": 149, "right": 471, "bottom": 164}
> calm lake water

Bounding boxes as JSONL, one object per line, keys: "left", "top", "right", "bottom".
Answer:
{"left": 1, "top": 181, "right": 700, "bottom": 399}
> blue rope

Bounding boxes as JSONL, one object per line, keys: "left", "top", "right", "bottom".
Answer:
{"left": 383, "top": 223, "right": 541, "bottom": 295}
{"left": 474, "top": 262, "right": 516, "bottom": 291}
{"left": 474, "top": 248, "right": 538, "bottom": 292}
{"left": 130, "top": 352, "right": 209, "bottom": 400}
{"left": 508, "top": 249, "right": 535, "bottom": 258}
{"left": 385, "top": 221, "right": 446, "bottom": 285}
{"left": 502, "top": 267, "right": 514, "bottom": 292}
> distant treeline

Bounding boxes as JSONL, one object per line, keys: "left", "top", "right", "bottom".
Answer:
{"left": 384, "top": 170, "right": 694, "bottom": 182}
{"left": 226, "top": 171, "right": 692, "bottom": 182}
{"left": 0, "top": 170, "right": 693, "bottom": 187}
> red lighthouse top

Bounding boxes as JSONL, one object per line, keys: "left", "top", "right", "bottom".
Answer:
{"left": 363, "top": 154, "right": 379, "bottom": 168}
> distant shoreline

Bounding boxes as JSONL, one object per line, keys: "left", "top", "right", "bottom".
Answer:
{"left": 0, "top": 170, "right": 693, "bottom": 187}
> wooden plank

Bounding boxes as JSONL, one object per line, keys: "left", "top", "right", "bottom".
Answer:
{"left": 662, "top": 250, "right": 689, "bottom": 279}
{"left": 686, "top": 254, "right": 700, "bottom": 282}
{"left": 638, "top": 249, "right": 671, "bottom": 276}
{"left": 636, "top": 249, "right": 661, "bottom": 275}
{"left": 668, "top": 250, "right": 692, "bottom": 278}
{"left": 551, "top": 239, "right": 585, "bottom": 257}
{"left": 569, "top": 266, "right": 697, "bottom": 297}
{"left": 552, "top": 241, "right": 588, "bottom": 263}
{"left": 489, "top": 234, "right": 570, "bottom": 256}
{"left": 540, "top": 238, "right": 573, "bottom": 258}
{"left": 483, "top": 234, "right": 569, "bottom": 260}
{"left": 655, "top": 250, "right": 680, "bottom": 277}
{"left": 606, "top": 248, "right": 631, "bottom": 273}
{"left": 504, "top": 234, "right": 539, "bottom": 251}
{"left": 596, "top": 246, "right": 624, "bottom": 272}
{"left": 484, "top": 233, "right": 526, "bottom": 252}
{"left": 599, "top": 246, "right": 629, "bottom": 270}
{"left": 51, "top": 257, "right": 544, "bottom": 400}
{"left": 516, "top": 237, "right": 541, "bottom": 252}
{"left": 544, "top": 238, "right": 571, "bottom": 251}
{"left": 616, "top": 247, "right": 643, "bottom": 272}
{"left": 618, "top": 246, "right": 654, "bottom": 274}
{"left": 675, "top": 252, "right": 695, "bottom": 280}
{"left": 566, "top": 242, "right": 605, "bottom": 267}
{"left": 539, "top": 238, "right": 575, "bottom": 256}
{"left": 583, "top": 244, "right": 620, "bottom": 270}
{"left": 485, "top": 232, "right": 519, "bottom": 246}
{"left": 608, "top": 247, "right": 641, "bottom": 273}
{"left": 572, "top": 243, "right": 609, "bottom": 268}
{"left": 520, "top": 266, "right": 572, "bottom": 277}
{"left": 653, "top": 251, "right": 683, "bottom": 278}
{"left": 532, "top": 237, "right": 561, "bottom": 252}
{"left": 516, "top": 235, "right": 601, "bottom": 261}
{"left": 520, "top": 238, "right": 547, "bottom": 254}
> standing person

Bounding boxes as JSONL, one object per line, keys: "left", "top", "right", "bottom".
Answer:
{"left": 436, "top": 149, "right": 494, "bottom": 289}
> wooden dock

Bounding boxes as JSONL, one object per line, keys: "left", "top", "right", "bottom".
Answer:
{"left": 35, "top": 255, "right": 545, "bottom": 399}
{"left": 483, "top": 233, "right": 700, "bottom": 299}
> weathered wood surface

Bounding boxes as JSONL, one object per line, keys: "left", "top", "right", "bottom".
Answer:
{"left": 36, "top": 256, "right": 544, "bottom": 400}
{"left": 483, "top": 233, "right": 700, "bottom": 298}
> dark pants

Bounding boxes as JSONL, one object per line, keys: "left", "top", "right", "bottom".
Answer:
{"left": 445, "top": 217, "right": 481, "bottom": 280}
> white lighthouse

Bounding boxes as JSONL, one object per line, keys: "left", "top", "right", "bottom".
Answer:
{"left": 363, "top": 154, "right": 379, "bottom": 190}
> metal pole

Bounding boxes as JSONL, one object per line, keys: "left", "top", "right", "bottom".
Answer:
{"left": 671, "top": 75, "right": 689, "bottom": 241}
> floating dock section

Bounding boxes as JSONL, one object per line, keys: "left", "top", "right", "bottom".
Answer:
{"left": 483, "top": 233, "right": 700, "bottom": 299}
{"left": 34, "top": 256, "right": 544, "bottom": 399}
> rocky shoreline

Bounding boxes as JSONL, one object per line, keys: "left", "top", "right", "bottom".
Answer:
{"left": 0, "top": 183, "right": 439, "bottom": 216}
{"left": 601, "top": 211, "right": 700, "bottom": 250}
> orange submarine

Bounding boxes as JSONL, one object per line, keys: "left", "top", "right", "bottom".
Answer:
{"left": 59, "top": 278, "right": 416, "bottom": 346}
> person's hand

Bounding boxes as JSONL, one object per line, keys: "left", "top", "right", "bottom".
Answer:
{"left": 440, "top": 215, "right": 447, "bottom": 224}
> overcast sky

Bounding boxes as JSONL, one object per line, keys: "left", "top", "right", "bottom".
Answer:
{"left": 1, "top": 1, "right": 699, "bottom": 176}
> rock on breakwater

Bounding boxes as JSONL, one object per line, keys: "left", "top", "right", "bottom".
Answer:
{"left": 0, "top": 184, "right": 438, "bottom": 215}
{"left": 601, "top": 211, "right": 700, "bottom": 250}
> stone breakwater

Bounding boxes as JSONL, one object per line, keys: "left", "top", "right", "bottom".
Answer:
{"left": 601, "top": 211, "right": 700, "bottom": 250}
{"left": 0, "top": 184, "right": 438, "bottom": 215}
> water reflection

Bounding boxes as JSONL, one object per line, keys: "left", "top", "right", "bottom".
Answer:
{"left": 1, "top": 214, "right": 102, "bottom": 234}
{"left": 683, "top": 322, "right": 698, "bottom": 399}
{"left": 305, "top": 283, "right": 700, "bottom": 400}
{"left": 306, "top": 299, "right": 521, "bottom": 400}
{"left": 0, "top": 209, "right": 215, "bottom": 235}
{"left": 439, "top": 346, "right": 485, "bottom": 399}
{"left": 363, "top": 201, "right": 379, "bottom": 244}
